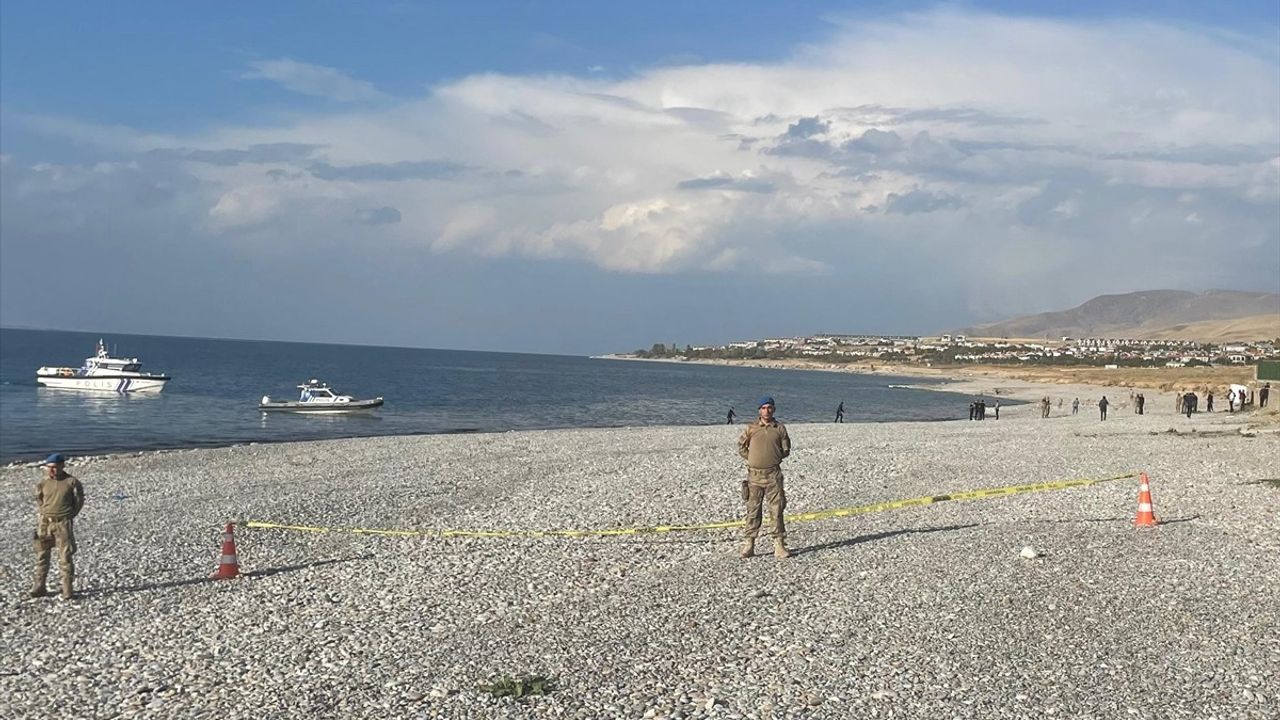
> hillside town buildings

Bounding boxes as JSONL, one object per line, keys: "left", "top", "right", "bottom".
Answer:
{"left": 661, "top": 333, "right": 1280, "bottom": 367}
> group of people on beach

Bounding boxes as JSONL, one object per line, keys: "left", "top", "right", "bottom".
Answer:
{"left": 968, "top": 399, "right": 996, "bottom": 420}
{"left": 730, "top": 382, "right": 1272, "bottom": 430}
{"left": 1174, "top": 382, "right": 1269, "bottom": 416}
{"left": 1018, "top": 392, "right": 1141, "bottom": 420}
{"left": 1020, "top": 382, "right": 1271, "bottom": 423}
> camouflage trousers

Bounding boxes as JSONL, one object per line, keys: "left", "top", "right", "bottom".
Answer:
{"left": 743, "top": 466, "right": 786, "bottom": 540}
{"left": 33, "top": 516, "right": 76, "bottom": 580}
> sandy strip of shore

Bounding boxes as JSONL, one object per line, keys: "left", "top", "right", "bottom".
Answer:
{"left": 2, "top": 388, "right": 1278, "bottom": 718}
{"left": 602, "top": 355, "right": 1279, "bottom": 429}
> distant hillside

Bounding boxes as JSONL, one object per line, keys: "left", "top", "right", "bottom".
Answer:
{"left": 959, "top": 290, "right": 1280, "bottom": 341}
{"left": 1141, "top": 314, "right": 1280, "bottom": 342}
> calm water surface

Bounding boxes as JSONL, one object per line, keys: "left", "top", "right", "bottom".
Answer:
{"left": 0, "top": 329, "right": 986, "bottom": 462}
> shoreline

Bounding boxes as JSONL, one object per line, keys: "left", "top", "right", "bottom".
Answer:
{"left": 598, "top": 353, "right": 1055, "bottom": 401}
{"left": 598, "top": 354, "right": 1273, "bottom": 405}
{"left": 0, "top": 362, "right": 979, "bottom": 466}
{"left": 8, "top": 359, "right": 1274, "bottom": 466}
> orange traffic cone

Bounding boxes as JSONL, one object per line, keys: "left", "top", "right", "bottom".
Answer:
{"left": 212, "top": 522, "right": 241, "bottom": 579}
{"left": 1134, "top": 472, "right": 1159, "bottom": 527}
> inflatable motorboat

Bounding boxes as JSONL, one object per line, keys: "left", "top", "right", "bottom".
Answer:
{"left": 259, "top": 380, "right": 383, "bottom": 413}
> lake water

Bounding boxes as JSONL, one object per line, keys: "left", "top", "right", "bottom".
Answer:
{"left": 0, "top": 328, "right": 983, "bottom": 462}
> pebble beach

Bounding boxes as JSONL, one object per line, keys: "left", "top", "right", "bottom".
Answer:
{"left": 2, "top": 382, "right": 1278, "bottom": 719}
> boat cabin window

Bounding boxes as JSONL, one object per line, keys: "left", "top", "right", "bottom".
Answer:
{"left": 121, "top": 363, "right": 141, "bottom": 372}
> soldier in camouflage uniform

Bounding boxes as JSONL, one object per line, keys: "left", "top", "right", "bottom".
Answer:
{"left": 737, "top": 397, "right": 792, "bottom": 559}
{"left": 29, "top": 454, "right": 85, "bottom": 600}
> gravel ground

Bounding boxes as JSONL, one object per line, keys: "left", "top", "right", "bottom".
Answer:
{"left": 2, "top": 393, "right": 1277, "bottom": 719}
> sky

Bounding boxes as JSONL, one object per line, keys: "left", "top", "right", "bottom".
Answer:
{"left": 2, "top": 1, "right": 1278, "bottom": 355}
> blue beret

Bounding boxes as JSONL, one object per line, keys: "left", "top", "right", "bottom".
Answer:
{"left": 757, "top": 396, "right": 775, "bottom": 408}
{"left": 43, "top": 453, "right": 66, "bottom": 465}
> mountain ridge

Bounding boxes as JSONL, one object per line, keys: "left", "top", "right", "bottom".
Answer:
{"left": 957, "top": 289, "right": 1280, "bottom": 341}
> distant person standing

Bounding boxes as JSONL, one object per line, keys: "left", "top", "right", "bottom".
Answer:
{"left": 737, "top": 397, "right": 792, "bottom": 559}
{"left": 993, "top": 400, "right": 1000, "bottom": 420}
{"left": 29, "top": 454, "right": 85, "bottom": 600}
{"left": 1072, "top": 398, "right": 1079, "bottom": 415}
{"left": 726, "top": 407, "right": 736, "bottom": 424}
{"left": 1206, "top": 392, "right": 1214, "bottom": 412}
{"left": 1261, "top": 383, "right": 1271, "bottom": 408}
{"left": 1041, "top": 397, "right": 1051, "bottom": 418}
{"left": 1228, "top": 390, "right": 1236, "bottom": 413}
{"left": 1136, "top": 393, "right": 1145, "bottom": 415}
{"left": 1183, "top": 392, "right": 1196, "bottom": 419}
{"left": 1098, "top": 396, "right": 1109, "bottom": 421}
{"left": 969, "top": 402, "right": 976, "bottom": 421}
{"left": 977, "top": 398, "right": 986, "bottom": 420}
{"left": 834, "top": 401, "right": 844, "bottom": 423}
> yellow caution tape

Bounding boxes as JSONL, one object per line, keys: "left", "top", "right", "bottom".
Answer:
{"left": 243, "top": 472, "right": 1137, "bottom": 540}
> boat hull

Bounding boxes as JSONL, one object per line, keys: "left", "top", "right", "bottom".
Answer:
{"left": 36, "top": 375, "right": 170, "bottom": 393}
{"left": 259, "top": 398, "right": 384, "bottom": 413}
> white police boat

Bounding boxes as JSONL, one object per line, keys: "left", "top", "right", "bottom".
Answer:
{"left": 259, "top": 380, "right": 384, "bottom": 413}
{"left": 36, "top": 339, "right": 171, "bottom": 393}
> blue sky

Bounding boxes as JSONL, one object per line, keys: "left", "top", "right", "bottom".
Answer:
{"left": 2, "top": 2, "right": 1278, "bottom": 353}
{"left": 2, "top": 2, "right": 837, "bottom": 130}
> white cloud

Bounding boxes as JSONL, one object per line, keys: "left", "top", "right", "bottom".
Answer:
{"left": 242, "top": 59, "right": 386, "bottom": 102}
{"left": 7, "top": 9, "right": 1279, "bottom": 312}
